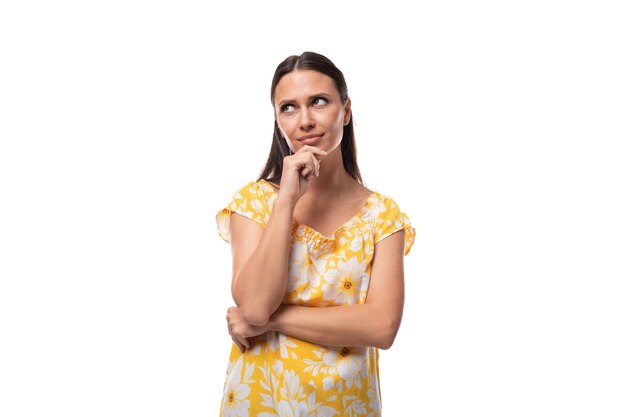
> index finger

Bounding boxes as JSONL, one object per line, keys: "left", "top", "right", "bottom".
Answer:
{"left": 299, "top": 145, "right": 328, "bottom": 158}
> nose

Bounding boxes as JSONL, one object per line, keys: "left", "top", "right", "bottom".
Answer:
{"left": 299, "top": 108, "right": 315, "bottom": 130}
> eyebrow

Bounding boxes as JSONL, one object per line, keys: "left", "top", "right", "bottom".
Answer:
{"left": 277, "top": 92, "right": 331, "bottom": 108}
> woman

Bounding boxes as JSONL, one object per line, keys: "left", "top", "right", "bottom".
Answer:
{"left": 215, "top": 51, "right": 415, "bottom": 416}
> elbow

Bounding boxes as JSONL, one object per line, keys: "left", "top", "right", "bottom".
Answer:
{"left": 232, "top": 285, "right": 279, "bottom": 326}
{"left": 238, "top": 305, "right": 271, "bottom": 327}
{"left": 232, "top": 289, "right": 270, "bottom": 326}
{"left": 376, "top": 335, "right": 395, "bottom": 350}
{"left": 375, "top": 318, "right": 401, "bottom": 350}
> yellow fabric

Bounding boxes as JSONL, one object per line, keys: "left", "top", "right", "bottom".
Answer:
{"left": 215, "top": 179, "right": 415, "bottom": 417}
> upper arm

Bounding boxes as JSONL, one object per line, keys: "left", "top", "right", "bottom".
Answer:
{"left": 366, "top": 228, "right": 406, "bottom": 325}
{"left": 215, "top": 181, "right": 269, "bottom": 301}
{"left": 229, "top": 212, "right": 264, "bottom": 301}
{"left": 365, "top": 194, "right": 416, "bottom": 348}
{"left": 366, "top": 195, "right": 415, "bottom": 316}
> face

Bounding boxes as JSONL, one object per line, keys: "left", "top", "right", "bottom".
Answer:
{"left": 273, "top": 69, "right": 351, "bottom": 154}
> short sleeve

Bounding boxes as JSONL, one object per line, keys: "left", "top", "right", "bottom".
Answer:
{"left": 373, "top": 196, "right": 416, "bottom": 256}
{"left": 215, "top": 181, "right": 269, "bottom": 244}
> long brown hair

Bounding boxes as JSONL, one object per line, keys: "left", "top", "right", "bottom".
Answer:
{"left": 257, "top": 51, "right": 363, "bottom": 185}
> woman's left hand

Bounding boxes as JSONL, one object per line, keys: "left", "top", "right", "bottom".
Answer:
{"left": 226, "top": 306, "right": 268, "bottom": 353}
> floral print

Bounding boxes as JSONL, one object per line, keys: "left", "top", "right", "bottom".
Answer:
{"left": 221, "top": 356, "right": 255, "bottom": 417}
{"left": 321, "top": 256, "right": 369, "bottom": 305}
{"left": 216, "top": 179, "right": 415, "bottom": 416}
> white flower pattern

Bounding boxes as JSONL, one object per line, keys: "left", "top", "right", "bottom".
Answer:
{"left": 221, "top": 356, "right": 254, "bottom": 417}
{"left": 322, "top": 256, "right": 369, "bottom": 305}
{"left": 287, "top": 242, "right": 324, "bottom": 302}
{"left": 216, "top": 179, "right": 416, "bottom": 417}
{"left": 322, "top": 346, "right": 368, "bottom": 390}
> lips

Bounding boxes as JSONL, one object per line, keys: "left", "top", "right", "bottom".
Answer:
{"left": 298, "top": 133, "right": 324, "bottom": 145}
{"left": 299, "top": 136, "right": 322, "bottom": 145}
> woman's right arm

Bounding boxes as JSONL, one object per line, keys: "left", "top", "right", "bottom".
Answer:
{"left": 229, "top": 145, "right": 327, "bottom": 326}
{"left": 229, "top": 195, "right": 297, "bottom": 326}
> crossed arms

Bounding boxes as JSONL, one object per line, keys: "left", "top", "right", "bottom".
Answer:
{"left": 226, "top": 196, "right": 406, "bottom": 352}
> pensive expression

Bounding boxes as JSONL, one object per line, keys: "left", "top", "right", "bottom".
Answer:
{"left": 274, "top": 69, "right": 351, "bottom": 154}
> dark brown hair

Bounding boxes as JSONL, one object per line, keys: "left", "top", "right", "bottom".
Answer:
{"left": 257, "top": 51, "right": 363, "bottom": 185}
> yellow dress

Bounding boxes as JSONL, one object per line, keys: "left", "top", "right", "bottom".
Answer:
{"left": 215, "top": 179, "right": 415, "bottom": 417}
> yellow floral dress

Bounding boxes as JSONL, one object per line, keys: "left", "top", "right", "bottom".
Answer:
{"left": 215, "top": 179, "right": 415, "bottom": 417}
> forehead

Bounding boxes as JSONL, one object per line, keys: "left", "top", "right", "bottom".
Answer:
{"left": 274, "top": 70, "right": 338, "bottom": 102}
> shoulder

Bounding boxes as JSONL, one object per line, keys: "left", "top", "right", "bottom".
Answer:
{"left": 364, "top": 188, "right": 410, "bottom": 227}
{"left": 367, "top": 190, "right": 415, "bottom": 254}
{"left": 223, "top": 179, "right": 276, "bottom": 217}
{"left": 258, "top": 178, "right": 280, "bottom": 192}
{"left": 367, "top": 190, "right": 401, "bottom": 217}
{"left": 232, "top": 179, "right": 275, "bottom": 200}
{"left": 216, "top": 180, "right": 274, "bottom": 241}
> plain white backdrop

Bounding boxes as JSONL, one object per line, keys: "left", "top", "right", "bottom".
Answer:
{"left": 1, "top": 1, "right": 625, "bottom": 416}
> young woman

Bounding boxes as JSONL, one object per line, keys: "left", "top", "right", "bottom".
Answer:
{"left": 215, "top": 51, "right": 415, "bottom": 416}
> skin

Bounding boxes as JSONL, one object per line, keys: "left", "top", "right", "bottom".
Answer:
{"left": 226, "top": 69, "right": 407, "bottom": 353}
{"left": 274, "top": 69, "right": 353, "bottom": 201}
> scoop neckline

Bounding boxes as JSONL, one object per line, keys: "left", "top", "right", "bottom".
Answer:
{"left": 257, "top": 178, "right": 379, "bottom": 241}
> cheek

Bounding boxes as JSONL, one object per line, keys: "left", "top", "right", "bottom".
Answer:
{"left": 276, "top": 123, "right": 296, "bottom": 149}
{"left": 279, "top": 126, "right": 293, "bottom": 142}
{"left": 278, "top": 117, "right": 296, "bottom": 133}
{"left": 330, "top": 114, "right": 345, "bottom": 134}
{"left": 327, "top": 109, "right": 344, "bottom": 127}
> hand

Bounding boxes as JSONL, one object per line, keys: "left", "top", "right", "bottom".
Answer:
{"left": 226, "top": 306, "right": 268, "bottom": 353}
{"left": 279, "top": 145, "right": 328, "bottom": 202}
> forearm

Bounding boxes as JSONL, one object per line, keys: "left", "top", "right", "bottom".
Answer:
{"left": 266, "top": 303, "right": 401, "bottom": 350}
{"left": 233, "top": 196, "right": 296, "bottom": 325}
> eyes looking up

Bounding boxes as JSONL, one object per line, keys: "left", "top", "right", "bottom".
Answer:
{"left": 279, "top": 97, "right": 329, "bottom": 115}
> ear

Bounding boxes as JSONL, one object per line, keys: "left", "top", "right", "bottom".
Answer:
{"left": 343, "top": 97, "right": 352, "bottom": 125}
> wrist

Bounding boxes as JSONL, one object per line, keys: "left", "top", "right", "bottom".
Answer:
{"left": 275, "top": 194, "right": 298, "bottom": 209}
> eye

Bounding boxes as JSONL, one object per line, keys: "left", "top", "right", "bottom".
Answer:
{"left": 312, "top": 97, "right": 328, "bottom": 106}
{"left": 281, "top": 104, "right": 295, "bottom": 113}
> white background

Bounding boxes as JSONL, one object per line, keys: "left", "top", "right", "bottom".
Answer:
{"left": 1, "top": 1, "right": 625, "bottom": 416}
